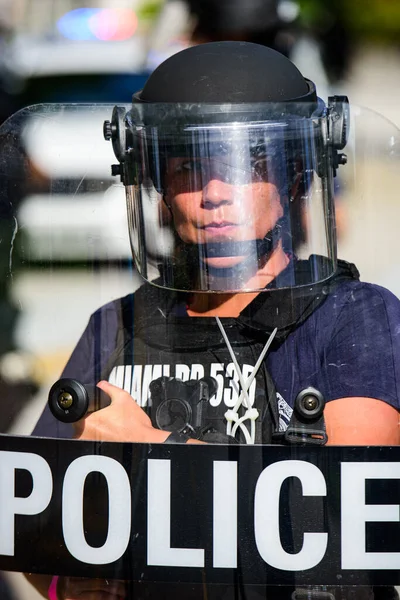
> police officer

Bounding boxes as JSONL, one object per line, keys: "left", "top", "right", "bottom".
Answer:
{"left": 38, "top": 40, "right": 400, "bottom": 446}
{"left": 29, "top": 41, "right": 400, "bottom": 600}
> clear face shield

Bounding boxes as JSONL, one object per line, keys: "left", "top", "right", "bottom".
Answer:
{"left": 120, "top": 101, "right": 339, "bottom": 292}
{"left": 0, "top": 102, "right": 400, "bottom": 600}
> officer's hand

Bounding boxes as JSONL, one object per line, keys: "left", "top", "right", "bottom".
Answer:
{"left": 57, "top": 576, "right": 126, "bottom": 600}
{"left": 73, "top": 381, "right": 169, "bottom": 443}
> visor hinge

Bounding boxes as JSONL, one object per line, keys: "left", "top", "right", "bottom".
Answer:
{"left": 327, "top": 95, "right": 350, "bottom": 150}
{"left": 103, "top": 105, "right": 127, "bottom": 164}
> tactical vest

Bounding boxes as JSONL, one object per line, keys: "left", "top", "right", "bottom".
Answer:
{"left": 104, "top": 256, "right": 360, "bottom": 444}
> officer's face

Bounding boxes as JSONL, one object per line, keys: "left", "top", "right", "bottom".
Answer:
{"left": 164, "top": 155, "right": 284, "bottom": 269}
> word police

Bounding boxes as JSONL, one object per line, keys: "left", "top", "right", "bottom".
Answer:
{"left": 0, "top": 449, "right": 399, "bottom": 575}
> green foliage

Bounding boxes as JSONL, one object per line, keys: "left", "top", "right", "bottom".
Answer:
{"left": 137, "top": 0, "right": 164, "bottom": 22}
{"left": 346, "top": 0, "right": 400, "bottom": 41}
{"left": 297, "top": 0, "right": 400, "bottom": 42}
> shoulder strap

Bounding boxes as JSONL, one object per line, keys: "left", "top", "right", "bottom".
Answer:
{"left": 237, "top": 256, "right": 360, "bottom": 346}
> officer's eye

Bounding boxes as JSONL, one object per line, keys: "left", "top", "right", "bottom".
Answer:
{"left": 174, "top": 160, "right": 203, "bottom": 174}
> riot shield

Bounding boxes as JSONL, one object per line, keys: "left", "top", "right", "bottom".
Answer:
{"left": 0, "top": 102, "right": 399, "bottom": 600}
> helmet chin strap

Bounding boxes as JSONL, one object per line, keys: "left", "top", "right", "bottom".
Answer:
{"left": 197, "top": 217, "right": 285, "bottom": 283}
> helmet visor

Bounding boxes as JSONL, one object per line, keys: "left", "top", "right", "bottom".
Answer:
{"left": 126, "top": 103, "right": 336, "bottom": 292}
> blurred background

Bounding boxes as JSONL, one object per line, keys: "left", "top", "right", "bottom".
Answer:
{"left": 0, "top": 0, "right": 400, "bottom": 598}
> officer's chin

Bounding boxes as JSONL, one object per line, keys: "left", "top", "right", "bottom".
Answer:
{"left": 202, "top": 255, "right": 247, "bottom": 269}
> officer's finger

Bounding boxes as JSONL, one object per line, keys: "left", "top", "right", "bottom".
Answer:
{"left": 96, "top": 380, "right": 136, "bottom": 405}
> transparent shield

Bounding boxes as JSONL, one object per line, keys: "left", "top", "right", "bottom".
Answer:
{"left": 336, "top": 106, "right": 400, "bottom": 296}
{"left": 0, "top": 104, "right": 399, "bottom": 600}
{"left": 0, "top": 103, "right": 140, "bottom": 436}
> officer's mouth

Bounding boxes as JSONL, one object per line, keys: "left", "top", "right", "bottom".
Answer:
{"left": 201, "top": 221, "right": 238, "bottom": 234}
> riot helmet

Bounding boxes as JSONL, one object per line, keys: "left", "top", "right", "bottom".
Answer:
{"left": 104, "top": 41, "right": 349, "bottom": 293}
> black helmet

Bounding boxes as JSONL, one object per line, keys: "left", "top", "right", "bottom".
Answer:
{"left": 138, "top": 41, "right": 315, "bottom": 104}
{"left": 104, "top": 42, "right": 349, "bottom": 293}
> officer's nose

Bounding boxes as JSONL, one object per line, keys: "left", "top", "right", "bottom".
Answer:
{"left": 202, "top": 177, "right": 234, "bottom": 208}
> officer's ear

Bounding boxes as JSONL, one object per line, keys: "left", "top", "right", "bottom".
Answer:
{"left": 159, "top": 193, "right": 173, "bottom": 226}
